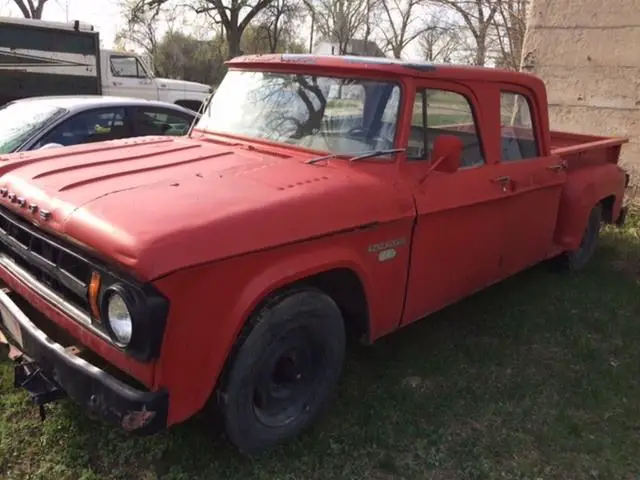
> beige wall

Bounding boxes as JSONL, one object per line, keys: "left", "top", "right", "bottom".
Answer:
{"left": 521, "top": 0, "right": 640, "bottom": 165}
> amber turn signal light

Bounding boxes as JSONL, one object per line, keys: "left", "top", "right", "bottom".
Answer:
{"left": 88, "top": 271, "right": 102, "bottom": 321}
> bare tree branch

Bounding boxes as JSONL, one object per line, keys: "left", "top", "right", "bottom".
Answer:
{"left": 378, "top": 0, "right": 427, "bottom": 59}
{"left": 432, "top": 0, "right": 500, "bottom": 65}
{"left": 133, "top": 0, "right": 276, "bottom": 58}
{"left": 12, "top": 0, "right": 49, "bottom": 18}
{"left": 314, "top": 0, "right": 368, "bottom": 54}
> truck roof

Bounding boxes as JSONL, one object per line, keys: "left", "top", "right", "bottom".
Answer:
{"left": 0, "top": 16, "right": 95, "bottom": 32}
{"left": 227, "top": 54, "right": 545, "bottom": 91}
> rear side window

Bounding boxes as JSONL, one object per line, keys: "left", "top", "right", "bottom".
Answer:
{"left": 408, "top": 89, "right": 484, "bottom": 168}
{"left": 500, "top": 92, "right": 539, "bottom": 161}
{"left": 132, "top": 108, "right": 194, "bottom": 136}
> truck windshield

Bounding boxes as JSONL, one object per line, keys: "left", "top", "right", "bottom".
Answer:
{"left": 195, "top": 70, "right": 401, "bottom": 155}
{"left": 0, "top": 102, "right": 67, "bottom": 154}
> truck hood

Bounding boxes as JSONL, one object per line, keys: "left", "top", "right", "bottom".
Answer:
{"left": 0, "top": 137, "right": 412, "bottom": 280}
{"left": 156, "top": 77, "right": 210, "bottom": 93}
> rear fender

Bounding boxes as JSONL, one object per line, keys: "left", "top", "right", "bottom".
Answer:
{"left": 554, "top": 164, "right": 625, "bottom": 251}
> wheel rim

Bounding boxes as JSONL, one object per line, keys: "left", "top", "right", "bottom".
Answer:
{"left": 252, "top": 326, "right": 325, "bottom": 428}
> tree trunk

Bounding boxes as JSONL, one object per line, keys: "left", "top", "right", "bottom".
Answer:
{"left": 226, "top": 10, "right": 242, "bottom": 58}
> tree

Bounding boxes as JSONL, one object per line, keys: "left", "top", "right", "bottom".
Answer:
{"left": 12, "top": 0, "right": 49, "bottom": 18}
{"left": 491, "top": 0, "right": 529, "bottom": 70}
{"left": 252, "top": 0, "right": 303, "bottom": 53}
{"left": 154, "top": 31, "right": 227, "bottom": 85}
{"left": 131, "top": 0, "right": 276, "bottom": 59}
{"left": 378, "top": 0, "right": 426, "bottom": 59}
{"left": 314, "top": 0, "right": 368, "bottom": 54}
{"left": 418, "top": 18, "right": 461, "bottom": 63}
{"left": 115, "top": 0, "right": 170, "bottom": 60}
{"left": 434, "top": 0, "right": 500, "bottom": 66}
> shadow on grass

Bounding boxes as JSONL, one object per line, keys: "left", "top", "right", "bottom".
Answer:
{"left": 1, "top": 219, "right": 639, "bottom": 479}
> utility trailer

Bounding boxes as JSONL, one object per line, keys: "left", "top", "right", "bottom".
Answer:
{"left": 0, "top": 16, "right": 101, "bottom": 105}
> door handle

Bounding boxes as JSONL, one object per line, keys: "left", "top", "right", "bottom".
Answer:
{"left": 112, "top": 81, "right": 123, "bottom": 86}
{"left": 547, "top": 160, "right": 567, "bottom": 172}
{"left": 491, "top": 175, "right": 511, "bottom": 192}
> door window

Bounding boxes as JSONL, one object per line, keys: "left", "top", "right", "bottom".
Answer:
{"left": 132, "top": 108, "right": 195, "bottom": 136}
{"left": 500, "top": 91, "right": 539, "bottom": 161}
{"left": 110, "top": 55, "right": 148, "bottom": 79}
{"left": 408, "top": 89, "right": 484, "bottom": 168}
{"left": 37, "top": 108, "right": 128, "bottom": 147}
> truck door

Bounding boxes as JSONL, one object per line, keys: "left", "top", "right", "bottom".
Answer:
{"left": 103, "top": 54, "right": 157, "bottom": 101}
{"left": 401, "top": 83, "right": 511, "bottom": 325}
{"left": 491, "top": 88, "right": 566, "bottom": 276}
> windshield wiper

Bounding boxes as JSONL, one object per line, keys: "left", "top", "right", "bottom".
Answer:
{"left": 349, "top": 148, "right": 405, "bottom": 162}
{"left": 305, "top": 148, "right": 405, "bottom": 165}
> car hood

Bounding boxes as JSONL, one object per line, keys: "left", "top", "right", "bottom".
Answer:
{"left": 156, "top": 77, "right": 210, "bottom": 93}
{"left": 0, "top": 137, "right": 412, "bottom": 280}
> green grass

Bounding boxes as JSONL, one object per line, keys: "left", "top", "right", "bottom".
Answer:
{"left": 1, "top": 213, "right": 639, "bottom": 479}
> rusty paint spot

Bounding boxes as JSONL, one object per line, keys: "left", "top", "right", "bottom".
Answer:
{"left": 121, "top": 406, "right": 156, "bottom": 431}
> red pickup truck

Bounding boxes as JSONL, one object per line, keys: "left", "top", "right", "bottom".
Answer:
{"left": 0, "top": 54, "right": 630, "bottom": 455}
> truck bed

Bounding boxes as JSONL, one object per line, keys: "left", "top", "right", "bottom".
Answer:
{"left": 550, "top": 130, "right": 628, "bottom": 168}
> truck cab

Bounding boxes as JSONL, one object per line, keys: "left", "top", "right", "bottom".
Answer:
{"left": 0, "top": 54, "right": 629, "bottom": 457}
{"left": 100, "top": 49, "right": 212, "bottom": 111}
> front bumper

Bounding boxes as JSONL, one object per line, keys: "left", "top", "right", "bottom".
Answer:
{"left": 0, "top": 286, "right": 168, "bottom": 434}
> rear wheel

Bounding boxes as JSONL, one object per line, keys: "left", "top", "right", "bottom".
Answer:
{"left": 217, "top": 288, "right": 346, "bottom": 456}
{"left": 553, "top": 204, "right": 603, "bottom": 272}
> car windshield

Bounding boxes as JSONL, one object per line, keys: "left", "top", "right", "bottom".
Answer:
{"left": 0, "top": 102, "right": 67, "bottom": 154}
{"left": 195, "top": 70, "right": 401, "bottom": 155}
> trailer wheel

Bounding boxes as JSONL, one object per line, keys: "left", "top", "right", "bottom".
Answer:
{"left": 553, "top": 204, "right": 603, "bottom": 272}
{"left": 217, "top": 288, "right": 346, "bottom": 456}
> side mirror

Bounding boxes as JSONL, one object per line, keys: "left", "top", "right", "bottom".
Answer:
{"left": 431, "top": 134, "right": 463, "bottom": 173}
{"left": 37, "top": 143, "right": 63, "bottom": 150}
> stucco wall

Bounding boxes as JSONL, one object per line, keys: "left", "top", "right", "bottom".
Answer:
{"left": 521, "top": 0, "right": 640, "bottom": 166}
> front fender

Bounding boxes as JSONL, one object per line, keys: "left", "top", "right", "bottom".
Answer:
{"left": 150, "top": 220, "right": 412, "bottom": 426}
{"left": 554, "top": 164, "right": 626, "bottom": 250}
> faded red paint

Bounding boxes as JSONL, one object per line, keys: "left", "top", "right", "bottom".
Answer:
{"left": 0, "top": 55, "right": 629, "bottom": 429}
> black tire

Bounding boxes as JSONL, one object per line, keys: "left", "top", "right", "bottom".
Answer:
{"left": 217, "top": 288, "right": 346, "bottom": 456}
{"left": 553, "top": 203, "right": 602, "bottom": 272}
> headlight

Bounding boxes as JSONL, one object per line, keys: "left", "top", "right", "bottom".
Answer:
{"left": 96, "top": 277, "right": 169, "bottom": 362}
{"left": 106, "top": 291, "right": 133, "bottom": 346}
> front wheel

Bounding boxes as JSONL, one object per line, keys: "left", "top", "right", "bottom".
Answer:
{"left": 553, "top": 204, "right": 602, "bottom": 272}
{"left": 217, "top": 288, "right": 346, "bottom": 455}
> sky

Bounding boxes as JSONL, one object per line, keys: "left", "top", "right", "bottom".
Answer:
{"left": 0, "top": 0, "right": 429, "bottom": 60}
{"left": 1, "top": 0, "right": 121, "bottom": 47}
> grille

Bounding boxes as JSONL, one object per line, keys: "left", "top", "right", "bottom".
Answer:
{"left": 0, "top": 206, "right": 93, "bottom": 315}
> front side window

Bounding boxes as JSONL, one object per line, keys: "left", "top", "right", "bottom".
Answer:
{"left": 38, "top": 108, "right": 128, "bottom": 147}
{"left": 500, "top": 91, "right": 539, "bottom": 161}
{"left": 110, "top": 55, "right": 148, "bottom": 78}
{"left": 196, "top": 70, "right": 401, "bottom": 156}
{"left": 0, "top": 102, "right": 67, "bottom": 153}
{"left": 408, "top": 89, "right": 484, "bottom": 168}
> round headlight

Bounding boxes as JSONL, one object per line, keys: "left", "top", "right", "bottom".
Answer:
{"left": 107, "top": 292, "right": 133, "bottom": 346}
